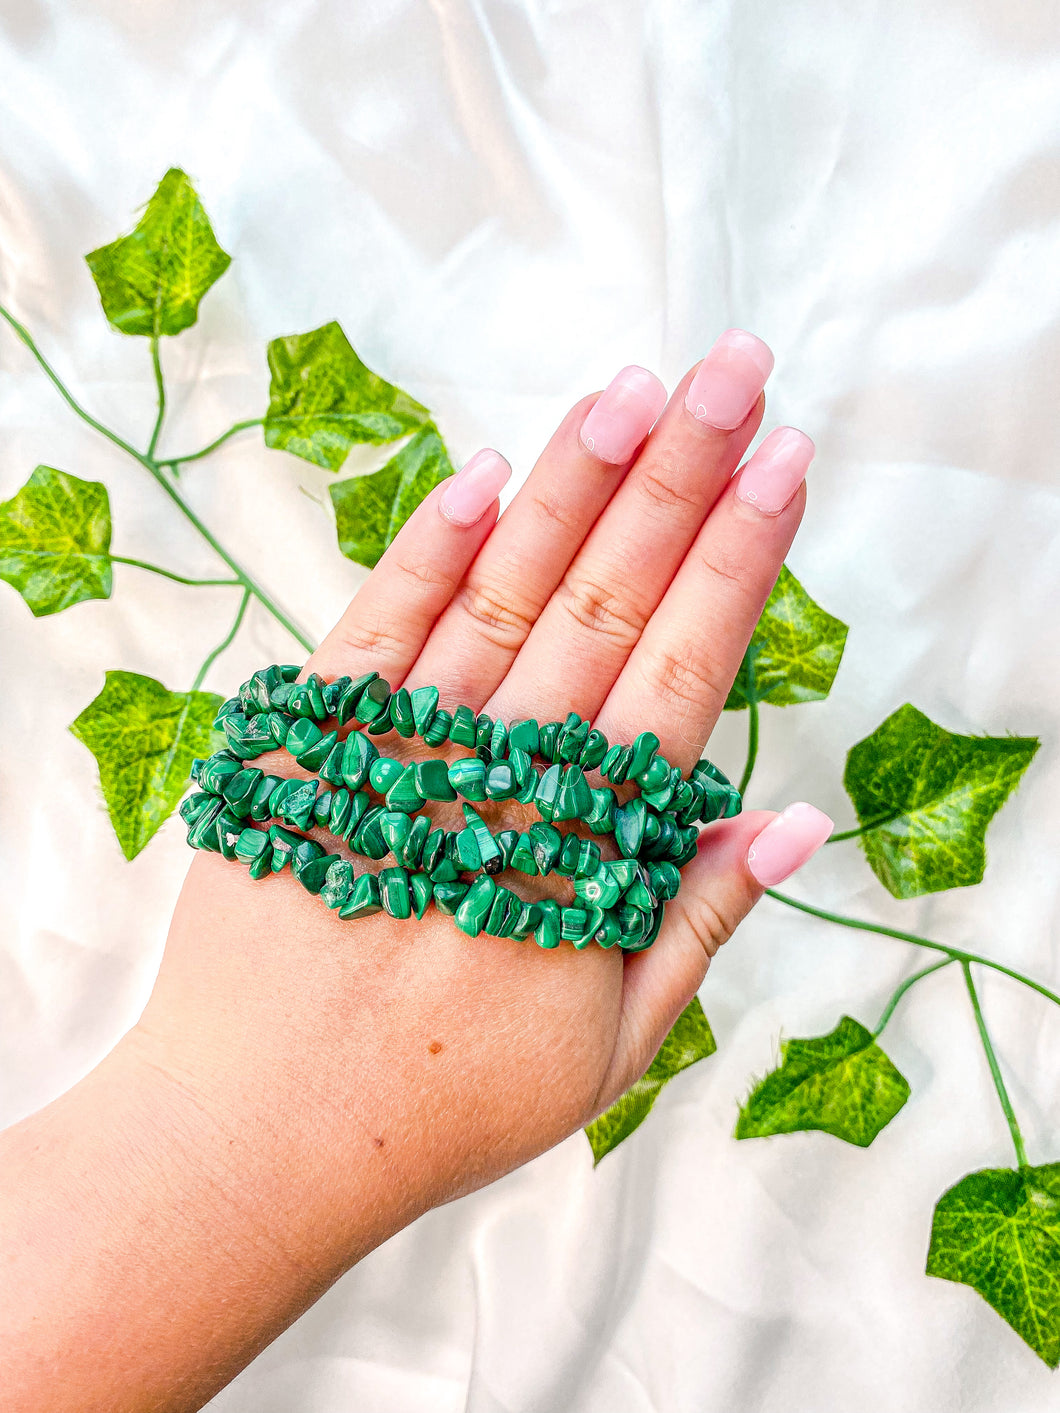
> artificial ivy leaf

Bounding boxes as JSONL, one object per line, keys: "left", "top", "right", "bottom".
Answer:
{"left": 264, "top": 320, "right": 431, "bottom": 472}
{"left": 735, "top": 1015, "right": 909, "bottom": 1147}
{"left": 927, "top": 1164, "right": 1060, "bottom": 1366}
{"left": 85, "top": 168, "right": 231, "bottom": 337}
{"left": 331, "top": 423, "right": 455, "bottom": 569}
{"left": 0, "top": 465, "right": 112, "bottom": 616}
{"left": 585, "top": 997, "right": 716, "bottom": 1164}
{"left": 70, "top": 671, "right": 224, "bottom": 860}
{"left": 725, "top": 564, "right": 848, "bottom": 709}
{"left": 843, "top": 704, "right": 1039, "bottom": 899}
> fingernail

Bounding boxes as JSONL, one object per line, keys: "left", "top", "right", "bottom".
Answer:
{"left": 735, "top": 427, "right": 815, "bottom": 515}
{"left": 684, "top": 329, "right": 774, "bottom": 430}
{"left": 439, "top": 448, "right": 512, "bottom": 527}
{"left": 579, "top": 364, "right": 667, "bottom": 464}
{"left": 746, "top": 802, "right": 833, "bottom": 886}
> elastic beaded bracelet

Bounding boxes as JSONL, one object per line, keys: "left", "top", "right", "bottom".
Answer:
{"left": 180, "top": 664, "right": 741, "bottom": 952}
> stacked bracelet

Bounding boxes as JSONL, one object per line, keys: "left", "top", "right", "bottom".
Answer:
{"left": 180, "top": 664, "right": 741, "bottom": 952}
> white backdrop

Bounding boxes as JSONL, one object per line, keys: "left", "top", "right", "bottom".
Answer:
{"left": 2, "top": 2, "right": 1060, "bottom": 1409}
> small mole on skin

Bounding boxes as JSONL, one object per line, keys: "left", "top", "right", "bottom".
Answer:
{"left": 428, "top": 1040, "right": 443, "bottom": 1055}
{"left": 373, "top": 1136, "right": 385, "bottom": 1149}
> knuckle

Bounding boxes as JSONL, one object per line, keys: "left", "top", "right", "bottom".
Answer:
{"left": 335, "top": 616, "right": 410, "bottom": 663}
{"left": 559, "top": 570, "right": 644, "bottom": 647}
{"left": 392, "top": 554, "right": 457, "bottom": 599}
{"left": 456, "top": 573, "right": 538, "bottom": 652}
{"left": 635, "top": 454, "right": 702, "bottom": 517}
{"left": 530, "top": 489, "right": 581, "bottom": 537}
{"left": 695, "top": 543, "right": 751, "bottom": 593}
{"left": 682, "top": 892, "right": 740, "bottom": 963}
{"left": 642, "top": 643, "right": 726, "bottom": 717}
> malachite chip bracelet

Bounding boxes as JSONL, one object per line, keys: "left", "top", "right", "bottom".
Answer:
{"left": 179, "top": 664, "right": 742, "bottom": 952}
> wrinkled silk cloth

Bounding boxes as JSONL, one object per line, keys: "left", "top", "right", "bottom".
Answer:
{"left": 1, "top": 2, "right": 1059, "bottom": 1410}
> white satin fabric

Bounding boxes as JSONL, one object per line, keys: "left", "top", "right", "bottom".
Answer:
{"left": 2, "top": 2, "right": 1060, "bottom": 1409}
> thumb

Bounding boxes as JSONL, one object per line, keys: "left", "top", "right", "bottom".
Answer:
{"left": 590, "top": 803, "right": 833, "bottom": 1115}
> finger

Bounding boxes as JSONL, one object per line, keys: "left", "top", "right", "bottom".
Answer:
{"left": 596, "top": 427, "right": 813, "bottom": 773}
{"left": 588, "top": 803, "right": 833, "bottom": 1115}
{"left": 486, "top": 331, "right": 774, "bottom": 723}
{"left": 407, "top": 366, "right": 667, "bottom": 705}
{"left": 308, "top": 449, "right": 510, "bottom": 684}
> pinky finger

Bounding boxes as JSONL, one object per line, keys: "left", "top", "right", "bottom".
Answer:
{"left": 309, "top": 449, "right": 511, "bottom": 683}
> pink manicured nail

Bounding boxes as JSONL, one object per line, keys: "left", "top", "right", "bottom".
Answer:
{"left": 736, "top": 426, "right": 815, "bottom": 515}
{"left": 746, "top": 802, "right": 834, "bottom": 886}
{"left": 579, "top": 364, "right": 667, "bottom": 464}
{"left": 684, "top": 329, "right": 774, "bottom": 430}
{"left": 439, "top": 448, "right": 512, "bottom": 527}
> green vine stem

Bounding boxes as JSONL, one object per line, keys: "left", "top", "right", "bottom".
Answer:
{"left": 827, "top": 812, "right": 901, "bottom": 844}
{"left": 146, "top": 335, "right": 166, "bottom": 460}
{"left": 193, "top": 588, "right": 251, "bottom": 692}
{"left": 0, "top": 303, "right": 313, "bottom": 654}
{"left": 110, "top": 556, "right": 241, "bottom": 588}
{"left": 159, "top": 418, "right": 265, "bottom": 470}
{"left": 962, "top": 960, "right": 1030, "bottom": 1170}
{"left": 873, "top": 957, "right": 954, "bottom": 1037}
{"left": 737, "top": 646, "right": 760, "bottom": 797}
{"left": 766, "top": 889, "right": 1060, "bottom": 1011}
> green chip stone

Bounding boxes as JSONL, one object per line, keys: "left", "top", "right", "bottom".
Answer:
{"left": 313, "top": 790, "right": 333, "bottom": 827}
{"left": 338, "top": 872, "right": 383, "bottom": 919}
{"left": 691, "top": 757, "right": 732, "bottom": 788}
{"left": 199, "top": 752, "right": 242, "bottom": 794}
{"left": 485, "top": 762, "right": 518, "bottom": 800}
{"left": 533, "top": 898, "right": 561, "bottom": 949}
{"left": 560, "top": 906, "right": 590, "bottom": 941}
{"left": 369, "top": 756, "right": 405, "bottom": 795}
{"left": 386, "top": 764, "right": 426, "bottom": 813}
{"left": 528, "top": 822, "right": 562, "bottom": 875}
{"left": 410, "top": 685, "right": 439, "bottom": 736}
{"left": 410, "top": 872, "right": 432, "bottom": 920}
{"left": 341, "top": 731, "right": 378, "bottom": 791}
{"left": 535, "top": 763, "right": 562, "bottom": 821}
{"left": 635, "top": 755, "right": 670, "bottom": 791}
{"left": 222, "top": 768, "right": 262, "bottom": 817}
{"left": 557, "top": 717, "right": 589, "bottom": 764}
{"left": 430, "top": 858, "right": 461, "bottom": 884}
{"left": 297, "top": 851, "right": 339, "bottom": 895}
{"left": 449, "top": 757, "right": 487, "bottom": 801}
{"left": 484, "top": 887, "right": 515, "bottom": 936}
{"left": 507, "top": 718, "right": 540, "bottom": 756}
{"left": 179, "top": 790, "right": 216, "bottom": 825}
{"left": 450, "top": 705, "right": 477, "bottom": 747}
{"left": 380, "top": 866, "right": 412, "bottom": 919}
{"left": 234, "top": 827, "right": 268, "bottom": 864}
{"left": 265, "top": 712, "right": 293, "bottom": 748}
{"left": 342, "top": 790, "right": 370, "bottom": 842}
{"left": 249, "top": 775, "right": 282, "bottom": 822}
{"left": 336, "top": 671, "right": 377, "bottom": 725}
{"left": 489, "top": 719, "right": 509, "bottom": 759}
{"left": 421, "top": 828, "right": 446, "bottom": 874}
{"left": 462, "top": 804, "right": 502, "bottom": 874}
{"left": 586, "top": 786, "right": 617, "bottom": 835}
{"left": 432, "top": 880, "right": 469, "bottom": 916}
{"left": 286, "top": 717, "right": 323, "bottom": 758}
{"left": 268, "top": 824, "right": 303, "bottom": 872}
{"left": 415, "top": 759, "right": 457, "bottom": 802}
{"left": 553, "top": 833, "right": 582, "bottom": 877}
{"left": 495, "top": 828, "right": 518, "bottom": 870}
{"left": 423, "top": 708, "right": 451, "bottom": 747}
{"left": 296, "top": 728, "right": 339, "bottom": 773}
{"left": 615, "top": 798, "right": 647, "bottom": 857}
{"left": 456, "top": 827, "right": 482, "bottom": 871}
{"left": 318, "top": 740, "right": 347, "bottom": 786}
{"left": 282, "top": 779, "right": 319, "bottom": 831}
{"left": 554, "top": 765, "right": 592, "bottom": 821}
{"left": 454, "top": 875, "right": 496, "bottom": 936}
{"left": 390, "top": 688, "right": 415, "bottom": 738}
{"left": 321, "top": 859, "right": 354, "bottom": 909}
{"left": 510, "top": 902, "right": 542, "bottom": 940}
{"left": 538, "top": 721, "right": 561, "bottom": 761}
{"left": 579, "top": 729, "right": 609, "bottom": 771}
{"left": 629, "top": 731, "right": 661, "bottom": 779}
{"left": 625, "top": 867, "right": 658, "bottom": 911}
{"left": 509, "top": 833, "right": 539, "bottom": 876}
{"left": 380, "top": 811, "right": 413, "bottom": 856}
{"left": 401, "top": 814, "right": 431, "bottom": 869}
{"left": 508, "top": 748, "right": 533, "bottom": 789}
{"left": 601, "top": 744, "right": 632, "bottom": 784}
{"left": 329, "top": 788, "right": 352, "bottom": 836}
{"left": 648, "top": 861, "right": 682, "bottom": 901}
{"left": 475, "top": 713, "right": 494, "bottom": 749}
{"left": 354, "top": 806, "right": 389, "bottom": 859}
{"left": 593, "top": 911, "right": 621, "bottom": 949}
{"left": 354, "top": 677, "right": 391, "bottom": 725}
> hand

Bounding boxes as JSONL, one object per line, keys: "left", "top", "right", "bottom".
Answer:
{"left": 0, "top": 332, "right": 833, "bottom": 1412}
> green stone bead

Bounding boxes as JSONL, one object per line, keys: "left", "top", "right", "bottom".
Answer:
{"left": 278, "top": 664, "right": 303, "bottom": 682}
{"left": 366, "top": 703, "right": 395, "bottom": 735}
{"left": 508, "top": 748, "right": 533, "bottom": 790}
{"left": 643, "top": 812, "right": 661, "bottom": 844}
{"left": 268, "top": 824, "right": 303, "bottom": 872}
{"left": 534, "top": 763, "right": 562, "bottom": 821}
{"left": 410, "top": 872, "right": 432, "bottom": 920}
{"left": 635, "top": 754, "right": 670, "bottom": 791}
{"left": 462, "top": 804, "right": 503, "bottom": 874}
{"left": 187, "top": 799, "right": 223, "bottom": 851}
{"left": 574, "top": 869, "right": 621, "bottom": 908}
{"left": 625, "top": 867, "right": 658, "bottom": 912}
{"left": 222, "top": 768, "right": 262, "bottom": 817}
{"left": 516, "top": 769, "right": 539, "bottom": 804}
{"left": 318, "top": 741, "right": 347, "bottom": 786}
{"left": 286, "top": 717, "right": 323, "bottom": 758}
{"left": 557, "top": 717, "right": 589, "bottom": 764}
{"left": 306, "top": 673, "right": 328, "bottom": 718}
{"left": 321, "top": 859, "right": 354, "bottom": 909}
{"left": 432, "top": 880, "right": 469, "bottom": 916}
{"left": 430, "top": 858, "right": 461, "bottom": 884}
{"left": 234, "top": 826, "right": 268, "bottom": 865}
{"left": 529, "top": 822, "right": 562, "bottom": 875}
{"left": 268, "top": 682, "right": 294, "bottom": 713}
{"left": 212, "top": 696, "right": 243, "bottom": 726}
{"left": 593, "top": 911, "right": 621, "bottom": 949}
{"left": 450, "top": 705, "right": 477, "bottom": 747}
{"left": 241, "top": 666, "right": 282, "bottom": 715}
{"left": 586, "top": 786, "right": 617, "bottom": 835}
{"left": 368, "top": 756, "right": 405, "bottom": 795}
{"left": 297, "top": 850, "right": 338, "bottom": 896}
{"left": 507, "top": 718, "right": 540, "bottom": 756}
{"left": 248, "top": 849, "right": 273, "bottom": 881}
{"left": 616, "top": 904, "right": 650, "bottom": 949}
{"left": 629, "top": 731, "right": 661, "bottom": 779}
{"left": 722, "top": 788, "right": 742, "bottom": 819}
{"left": 509, "top": 833, "right": 539, "bottom": 875}
{"left": 297, "top": 728, "right": 339, "bottom": 773}
{"left": 483, "top": 887, "right": 515, "bottom": 936}
{"left": 538, "top": 721, "right": 561, "bottom": 761}
{"left": 390, "top": 688, "right": 415, "bottom": 738}
{"left": 489, "top": 719, "right": 509, "bottom": 759}
{"left": 485, "top": 761, "right": 518, "bottom": 800}
{"left": 454, "top": 875, "right": 496, "bottom": 936}
{"left": 402, "top": 814, "right": 431, "bottom": 869}
{"left": 560, "top": 906, "right": 590, "bottom": 941}
{"left": 353, "top": 806, "right": 389, "bottom": 860}
{"left": 671, "top": 780, "right": 695, "bottom": 815}
{"left": 336, "top": 671, "right": 377, "bottom": 725}
{"left": 648, "top": 815, "right": 677, "bottom": 859}
{"left": 250, "top": 774, "right": 283, "bottom": 821}
{"left": 579, "top": 729, "right": 609, "bottom": 771}
{"left": 380, "top": 811, "right": 413, "bottom": 856}
{"left": 341, "top": 790, "right": 369, "bottom": 842}
{"left": 415, "top": 759, "right": 457, "bottom": 802}
{"left": 354, "top": 677, "right": 391, "bottom": 725}
{"left": 421, "top": 828, "right": 446, "bottom": 875}
{"left": 379, "top": 866, "right": 412, "bottom": 919}
{"left": 573, "top": 840, "right": 602, "bottom": 879}
{"left": 559, "top": 765, "right": 594, "bottom": 821}
{"left": 179, "top": 790, "right": 214, "bottom": 825}
{"left": 267, "top": 778, "right": 294, "bottom": 817}
{"left": 599, "top": 744, "right": 624, "bottom": 780}
{"left": 615, "top": 798, "right": 647, "bottom": 857}
{"left": 608, "top": 859, "right": 639, "bottom": 892}
{"left": 341, "top": 731, "right": 378, "bottom": 791}
{"left": 410, "top": 685, "right": 439, "bottom": 736}
{"left": 474, "top": 713, "right": 493, "bottom": 749}
{"left": 313, "top": 790, "right": 333, "bottom": 827}
{"left": 671, "top": 832, "right": 700, "bottom": 867}
{"left": 510, "top": 902, "right": 542, "bottom": 940}
{"left": 282, "top": 779, "right": 319, "bottom": 830}
{"left": 385, "top": 764, "right": 425, "bottom": 813}
{"left": 642, "top": 782, "right": 677, "bottom": 812}
{"left": 602, "top": 744, "right": 633, "bottom": 784}
{"left": 456, "top": 827, "right": 482, "bottom": 871}
{"left": 265, "top": 712, "right": 294, "bottom": 748}
{"left": 338, "top": 872, "right": 383, "bottom": 919}
{"left": 290, "top": 836, "right": 325, "bottom": 873}
{"left": 495, "top": 828, "right": 518, "bottom": 870}
{"left": 648, "top": 861, "right": 682, "bottom": 900}
{"left": 321, "top": 676, "right": 347, "bottom": 716}
{"left": 691, "top": 757, "right": 732, "bottom": 789}
{"left": 448, "top": 757, "right": 487, "bottom": 801}
{"left": 423, "top": 708, "right": 451, "bottom": 747}
{"left": 570, "top": 906, "right": 605, "bottom": 950}
{"left": 553, "top": 833, "right": 582, "bottom": 877}
{"left": 533, "top": 898, "right": 561, "bottom": 949}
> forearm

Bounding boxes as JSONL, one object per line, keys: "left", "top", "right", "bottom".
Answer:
{"left": 0, "top": 1031, "right": 409, "bottom": 1413}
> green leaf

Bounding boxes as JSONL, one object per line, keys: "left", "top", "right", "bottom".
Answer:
{"left": 70, "top": 671, "right": 224, "bottom": 859}
{"left": 264, "top": 320, "right": 431, "bottom": 472}
{"left": 0, "top": 466, "right": 112, "bottom": 616}
{"left": 725, "top": 564, "right": 848, "bottom": 710}
{"left": 585, "top": 997, "right": 716, "bottom": 1164}
{"left": 735, "top": 1015, "right": 909, "bottom": 1147}
{"left": 843, "top": 704, "right": 1039, "bottom": 899}
{"left": 84, "top": 168, "right": 231, "bottom": 337}
{"left": 927, "top": 1164, "right": 1060, "bottom": 1366}
{"left": 330, "top": 423, "right": 455, "bottom": 569}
